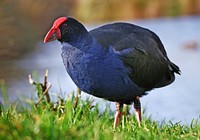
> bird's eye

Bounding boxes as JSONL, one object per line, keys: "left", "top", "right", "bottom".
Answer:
{"left": 62, "top": 24, "right": 67, "bottom": 28}
{"left": 62, "top": 24, "right": 68, "bottom": 34}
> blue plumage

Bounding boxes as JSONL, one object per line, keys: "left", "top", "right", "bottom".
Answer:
{"left": 61, "top": 41, "right": 144, "bottom": 104}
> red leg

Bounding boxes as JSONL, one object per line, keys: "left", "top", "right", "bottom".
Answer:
{"left": 113, "top": 102, "right": 123, "bottom": 129}
{"left": 134, "top": 96, "right": 142, "bottom": 125}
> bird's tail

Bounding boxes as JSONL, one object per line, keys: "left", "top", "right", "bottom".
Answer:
{"left": 169, "top": 62, "right": 181, "bottom": 75}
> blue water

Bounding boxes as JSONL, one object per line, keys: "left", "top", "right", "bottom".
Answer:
{"left": 0, "top": 16, "right": 200, "bottom": 124}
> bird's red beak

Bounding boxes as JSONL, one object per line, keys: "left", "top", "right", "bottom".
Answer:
{"left": 44, "top": 27, "right": 61, "bottom": 43}
{"left": 44, "top": 17, "right": 67, "bottom": 43}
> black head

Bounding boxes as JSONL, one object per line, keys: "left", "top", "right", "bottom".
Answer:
{"left": 44, "top": 17, "right": 89, "bottom": 43}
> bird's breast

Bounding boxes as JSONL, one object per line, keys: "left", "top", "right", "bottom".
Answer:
{"left": 61, "top": 44, "right": 143, "bottom": 101}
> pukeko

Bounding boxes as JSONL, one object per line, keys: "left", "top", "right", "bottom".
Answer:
{"left": 44, "top": 17, "right": 180, "bottom": 128}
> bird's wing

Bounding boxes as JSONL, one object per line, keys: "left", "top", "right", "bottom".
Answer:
{"left": 113, "top": 34, "right": 173, "bottom": 90}
{"left": 90, "top": 23, "right": 180, "bottom": 90}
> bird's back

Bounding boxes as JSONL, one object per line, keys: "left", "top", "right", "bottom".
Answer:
{"left": 90, "top": 22, "right": 167, "bottom": 56}
{"left": 89, "top": 22, "right": 180, "bottom": 91}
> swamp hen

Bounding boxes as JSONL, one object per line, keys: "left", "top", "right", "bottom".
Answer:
{"left": 44, "top": 17, "right": 180, "bottom": 129}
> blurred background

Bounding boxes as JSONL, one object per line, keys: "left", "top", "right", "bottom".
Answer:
{"left": 1, "top": 0, "right": 200, "bottom": 60}
{"left": 0, "top": 0, "right": 200, "bottom": 124}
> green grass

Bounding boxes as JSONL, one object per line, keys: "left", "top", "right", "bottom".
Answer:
{"left": 0, "top": 95, "right": 199, "bottom": 140}
{"left": 0, "top": 79, "right": 200, "bottom": 140}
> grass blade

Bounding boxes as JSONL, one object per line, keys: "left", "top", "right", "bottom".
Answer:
{"left": 0, "top": 79, "right": 8, "bottom": 106}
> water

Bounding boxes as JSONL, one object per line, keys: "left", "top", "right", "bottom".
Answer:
{"left": 0, "top": 16, "right": 200, "bottom": 124}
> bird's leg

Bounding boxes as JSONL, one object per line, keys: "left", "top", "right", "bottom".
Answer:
{"left": 133, "top": 96, "right": 142, "bottom": 125}
{"left": 113, "top": 102, "right": 123, "bottom": 129}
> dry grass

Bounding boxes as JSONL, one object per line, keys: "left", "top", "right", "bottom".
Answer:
{"left": 74, "top": 0, "right": 200, "bottom": 22}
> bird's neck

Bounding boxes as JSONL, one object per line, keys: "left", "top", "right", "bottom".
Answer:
{"left": 59, "top": 25, "right": 92, "bottom": 50}
{"left": 67, "top": 33, "right": 92, "bottom": 50}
